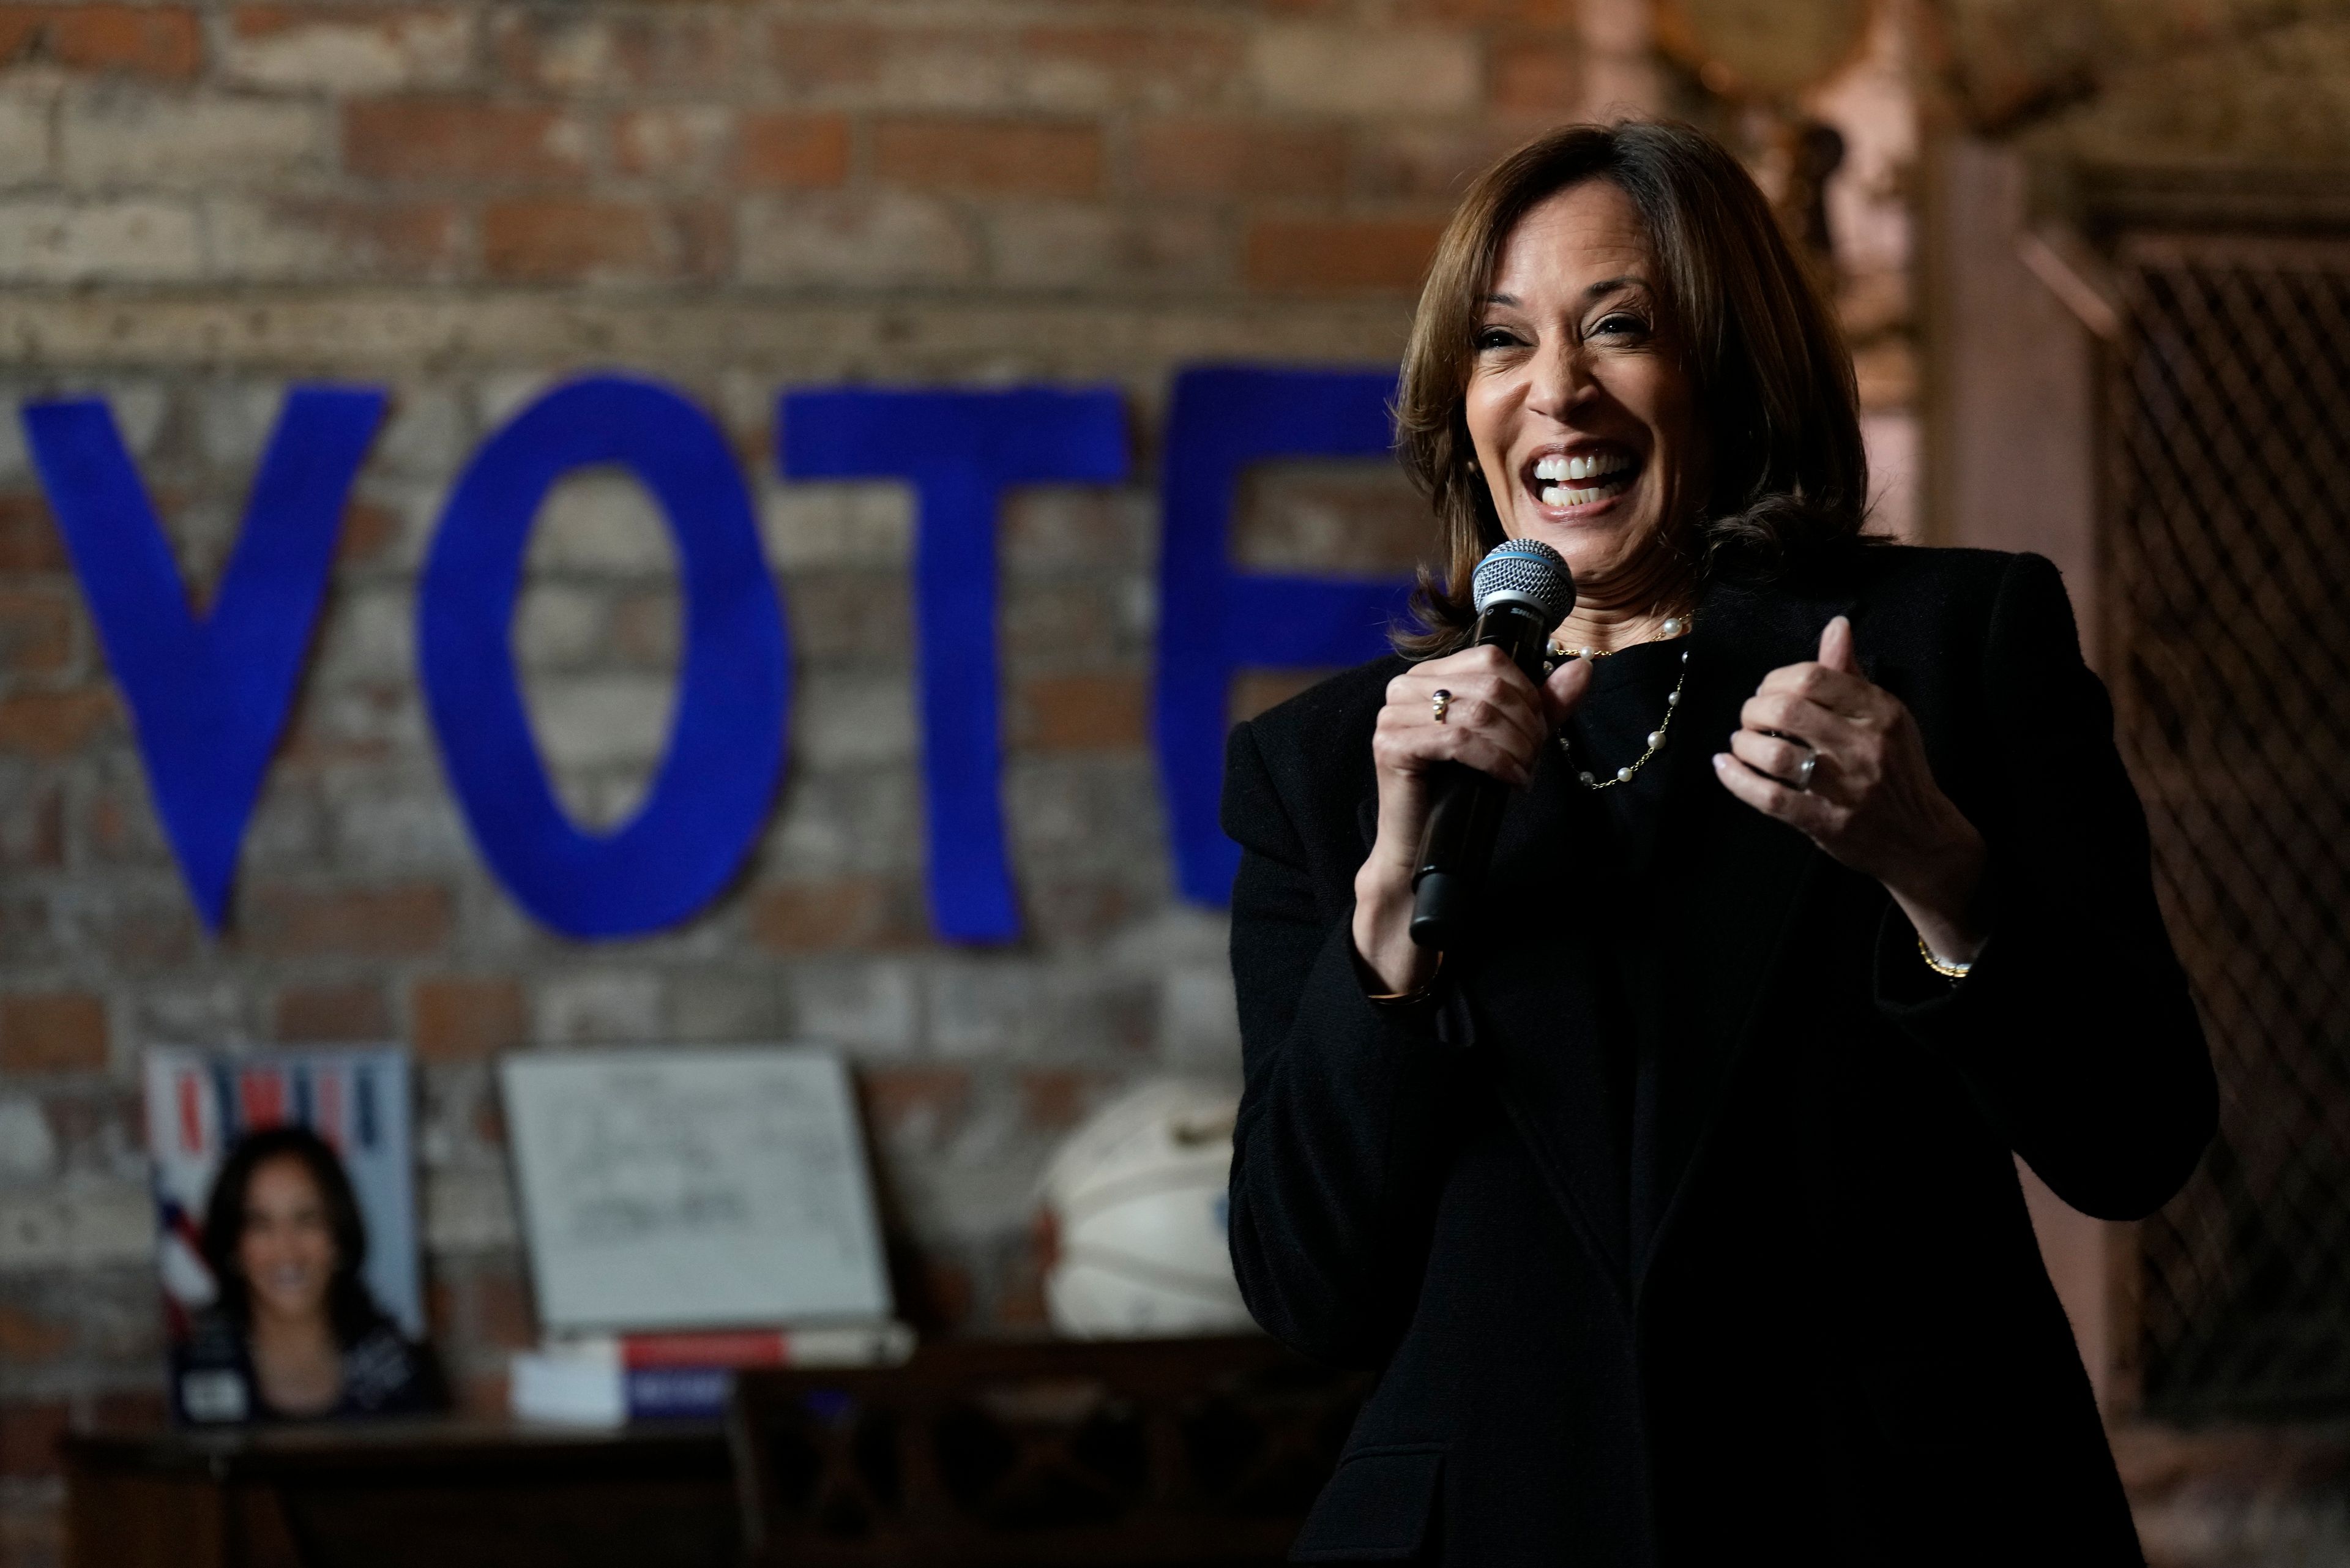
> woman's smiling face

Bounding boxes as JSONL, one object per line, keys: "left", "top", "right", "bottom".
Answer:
{"left": 1464, "top": 179, "right": 1704, "bottom": 606}
{"left": 237, "top": 1154, "right": 337, "bottom": 1325}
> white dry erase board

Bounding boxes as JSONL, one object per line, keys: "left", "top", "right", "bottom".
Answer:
{"left": 499, "top": 1045, "right": 892, "bottom": 1332}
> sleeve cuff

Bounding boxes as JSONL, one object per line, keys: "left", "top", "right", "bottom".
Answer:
{"left": 1874, "top": 900, "right": 1986, "bottom": 1021}
{"left": 1327, "top": 916, "right": 1475, "bottom": 1053}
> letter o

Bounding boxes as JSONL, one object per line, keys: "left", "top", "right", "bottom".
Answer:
{"left": 418, "top": 375, "right": 788, "bottom": 938}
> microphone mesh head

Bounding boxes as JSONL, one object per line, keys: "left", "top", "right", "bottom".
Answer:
{"left": 1471, "top": 539, "right": 1575, "bottom": 624}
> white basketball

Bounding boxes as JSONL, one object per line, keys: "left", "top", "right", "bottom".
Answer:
{"left": 1039, "top": 1079, "right": 1257, "bottom": 1338}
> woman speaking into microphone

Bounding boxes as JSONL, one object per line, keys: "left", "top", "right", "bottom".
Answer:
{"left": 1220, "top": 121, "right": 2214, "bottom": 1566}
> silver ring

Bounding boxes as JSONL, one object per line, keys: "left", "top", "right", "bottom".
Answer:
{"left": 1792, "top": 749, "right": 1818, "bottom": 792}
{"left": 1431, "top": 689, "right": 1452, "bottom": 725}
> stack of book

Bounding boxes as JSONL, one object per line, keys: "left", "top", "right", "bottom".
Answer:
{"left": 510, "top": 1321, "right": 916, "bottom": 1425}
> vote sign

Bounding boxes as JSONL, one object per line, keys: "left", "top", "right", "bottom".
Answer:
{"left": 21, "top": 367, "right": 1410, "bottom": 943}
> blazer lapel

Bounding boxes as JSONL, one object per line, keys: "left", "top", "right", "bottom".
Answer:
{"left": 1631, "top": 574, "right": 1857, "bottom": 1286}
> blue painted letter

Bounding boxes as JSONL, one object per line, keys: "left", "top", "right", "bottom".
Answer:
{"left": 1156, "top": 366, "right": 1416, "bottom": 905}
{"left": 23, "top": 388, "right": 387, "bottom": 930}
{"left": 780, "top": 387, "right": 1128, "bottom": 944}
{"left": 419, "top": 375, "right": 788, "bottom": 939}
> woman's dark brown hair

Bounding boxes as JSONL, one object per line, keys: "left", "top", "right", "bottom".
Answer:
{"left": 200, "top": 1124, "right": 385, "bottom": 1345}
{"left": 1393, "top": 119, "right": 1868, "bottom": 656}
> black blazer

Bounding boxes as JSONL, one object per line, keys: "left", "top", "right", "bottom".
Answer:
{"left": 1221, "top": 547, "right": 2215, "bottom": 1567}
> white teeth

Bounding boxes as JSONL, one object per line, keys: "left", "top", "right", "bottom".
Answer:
{"left": 1536, "top": 451, "right": 1630, "bottom": 485}
{"left": 1540, "top": 473, "right": 1633, "bottom": 509}
{"left": 1534, "top": 452, "right": 1634, "bottom": 507}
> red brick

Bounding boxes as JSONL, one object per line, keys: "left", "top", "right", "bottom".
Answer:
{"left": 0, "top": 496, "right": 65, "bottom": 572}
{"left": 234, "top": 6, "right": 384, "bottom": 39}
{"left": 610, "top": 591, "right": 680, "bottom": 666}
{"left": 0, "top": 589, "right": 72, "bottom": 674}
{"left": 273, "top": 982, "right": 391, "bottom": 1042}
{"left": 858, "top": 1064, "right": 968, "bottom": 1149}
{"left": 0, "top": 688, "right": 114, "bottom": 759}
{"left": 84, "top": 787, "right": 150, "bottom": 861}
{"left": 1020, "top": 24, "right": 1241, "bottom": 102}
{"left": 470, "top": 1267, "right": 537, "bottom": 1350}
{"left": 1245, "top": 217, "right": 1444, "bottom": 293}
{"left": 873, "top": 118, "right": 1102, "bottom": 198}
{"left": 0, "top": 1309, "right": 72, "bottom": 1367}
{"left": 21, "top": 6, "right": 203, "bottom": 78}
{"left": 670, "top": 198, "right": 731, "bottom": 282}
{"left": 0, "top": 13, "right": 40, "bottom": 61}
{"left": 1018, "top": 1067, "right": 1097, "bottom": 1132}
{"left": 1133, "top": 118, "right": 1346, "bottom": 200}
{"left": 1017, "top": 672, "right": 1146, "bottom": 751}
{"left": 763, "top": 21, "right": 884, "bottom": 93}
{"left": 241, "top": 884, "right": 452, "bottom": 959}
{"left": 1491, "top": 36, "right": 1580, "bottom": 116}
{"left": 0, "top": 1398, "right": 67, "bottom": 1477}
{"left": 0, "top": 992, "right": 108, "bottom": 1074}
{"left": 337, "top": 499, "right": 402, "bottom": 564}
{"left": 750, "top": 878, "right": 922, "bottom": 954}
{"left": 345, "top": 98, "right": 591, "bottom": 182}
{"left": 483, "top": 198, "right": 664, "bottom": 282}
{"left": 1394, "top": 0, "right": 1575, "bottom": 22}
{"left": 736, "top": 111, "right": 849, "bottom": 190}
{"left": 410, "top": 975, "right": 528, "bottom": 1062}
{"left": 1352, "top": 127, "right": 1523, "bottom": 201}
{"left": 0, "top": 784, "right": 65, "bottom": 869}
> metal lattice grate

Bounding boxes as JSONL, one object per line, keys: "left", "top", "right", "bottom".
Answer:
{"left": 2108, "top": 234, "right": 2350, "bottom": 1419}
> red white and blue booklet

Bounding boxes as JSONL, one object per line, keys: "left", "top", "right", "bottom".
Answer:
{"left": 511, "top": 1321, "right": 915, "bottom": 1424}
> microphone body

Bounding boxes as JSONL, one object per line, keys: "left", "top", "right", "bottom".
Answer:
{"left": 1408, "top": 540, "right": 1576, "bottom": 950}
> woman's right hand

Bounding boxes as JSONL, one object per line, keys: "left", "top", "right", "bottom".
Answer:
{"left": 1352, "top": 646, "right": 1593, "bottom": 992}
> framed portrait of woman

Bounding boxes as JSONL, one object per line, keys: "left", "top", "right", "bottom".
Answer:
{"left": 144, "top": 1046, "right": 441, "bottom": 1424}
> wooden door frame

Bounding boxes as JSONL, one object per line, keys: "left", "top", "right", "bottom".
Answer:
{"left": 1921, "top": 135, "right": 2350, "bottom": 1419}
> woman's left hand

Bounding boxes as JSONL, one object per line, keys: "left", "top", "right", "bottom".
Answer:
{"left": 1712, "top": 616, "right": 1988, "bottom": 965}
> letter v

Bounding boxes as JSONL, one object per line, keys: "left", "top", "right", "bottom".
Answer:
{"left": 22, "top": 388, "right": 388, "bottom": 931}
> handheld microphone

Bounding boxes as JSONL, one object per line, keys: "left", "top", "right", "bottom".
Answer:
{"left": 1408, "top": 539, "right": 1576, "bottom": 950}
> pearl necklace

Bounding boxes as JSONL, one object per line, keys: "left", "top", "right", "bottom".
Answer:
{"left": 1545, "top": 615, "right": 1692, "bottom": 790}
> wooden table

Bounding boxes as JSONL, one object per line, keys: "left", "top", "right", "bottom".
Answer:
{"left": 61, "top": 1417, "right": 739, "bottom": 1568}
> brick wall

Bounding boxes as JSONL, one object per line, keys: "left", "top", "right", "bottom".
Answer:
{"left": 0, "top": 2, "right": 1920, "bottom": 1562}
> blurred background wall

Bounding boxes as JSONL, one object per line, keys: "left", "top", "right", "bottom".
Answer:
{"left": 0, "top": 0, "right": 2343, "bottom": 1564}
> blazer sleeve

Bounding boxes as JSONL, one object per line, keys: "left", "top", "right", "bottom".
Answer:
{"left": 1874, "top": 551, "right": 2218, "bottom": 1220}
{"left": 1221, "top": 716, "right": 1465, "bottom": 1367}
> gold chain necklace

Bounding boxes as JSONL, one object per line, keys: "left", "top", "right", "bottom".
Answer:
{"left": 1546, "top": 615, "right": 1693, "bottom": 791}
